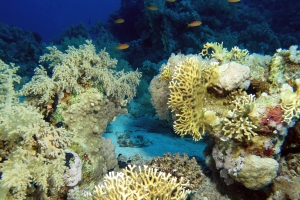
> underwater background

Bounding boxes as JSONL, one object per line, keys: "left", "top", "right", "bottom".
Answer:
{"left": 0, "top": 0, "right": 300, "bottom": 199}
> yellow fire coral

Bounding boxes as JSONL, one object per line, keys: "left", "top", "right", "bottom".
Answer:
{"left": 168, "top": 57, "right": 220, "bottom": 141}
{"left": 159, "top": 64, "right": 172, "bottom": 82}
{"left": 200, "top": 42, "right": 228, "bottom": 61}
{"left": 280, "top": 84, "right": 300, "bottom": 125}
{"left": 200, "top": 42, "right": 249, "bottom": 63}
{"left": 91, "top": 165, "right": 190, "bottom": 200}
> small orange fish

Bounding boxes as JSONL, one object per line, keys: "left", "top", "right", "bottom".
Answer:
{"left": 228, "top": 0, "right": 240, "bottom": 2}
{"left": 115, "top": 44, "right": 129, "bottom": 50}
{"left": 148, "top": 6, "right": 158, "bottom": 10}
{"left": 115, "top": 18, "right": 124, "bottom": 23}
{"left": 166, "top": 0, "right": 175, "bottom": 2}
{"left": 187, "top": 20, "right": 202, "bottom": 27}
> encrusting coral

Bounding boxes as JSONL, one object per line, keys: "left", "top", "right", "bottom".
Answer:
{"left": 149, "top": 152, "right": 204, "bottom": 191}
{"left": 90, "top": 165, "right": 190, "bottom": 200}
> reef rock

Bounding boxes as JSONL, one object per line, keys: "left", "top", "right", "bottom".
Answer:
{"left": 233, "top": 155, "right": 279, "bottom": 190}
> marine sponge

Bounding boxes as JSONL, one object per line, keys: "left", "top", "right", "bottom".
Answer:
{"left": 91, "top": 165, "right": 190, "bottom": 200}
{"left": 217, "top": 61, "right": 251, "bottom": 91}
{"left": 168, "top": 57, "right": 220, "bottom": 141}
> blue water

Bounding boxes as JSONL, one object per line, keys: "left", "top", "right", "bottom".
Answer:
{"left": 0, "top": 0, "right": 120, "bottom": 42}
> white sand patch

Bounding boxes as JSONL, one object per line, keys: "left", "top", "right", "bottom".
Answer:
{"left": 103, "top": 114, "right": 207, "bottom": 163}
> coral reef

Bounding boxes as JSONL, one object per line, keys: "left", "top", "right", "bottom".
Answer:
{"left": 1, "top": 2, "right": 300, "bottom": 196}
{"left": 148, "top": 43, "right": 300, "bottom": 196}
{"left": 0, "top": 36, "right": 142, "bottom": 198}
{"left": 0, "top": 23, "right": 43, "bottom": 77}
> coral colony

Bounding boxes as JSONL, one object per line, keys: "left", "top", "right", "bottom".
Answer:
{"left": 0, "top": 0, "right": 300, "bottom": 199}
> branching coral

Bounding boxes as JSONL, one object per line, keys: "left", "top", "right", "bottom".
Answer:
{"left": 159, "top": 64, "right": 172, "bottom": 82}
{"left": 91, "top": 165, "right": 190, "bottom": 200}
{"left": 221, "top": 93, "right": 258, "bottom": 141}
{"left": 168, "top": 56, "right": 220, "bottom": 141}
{"left": 226, "top": 46, "right": 249, "bottom": 62}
